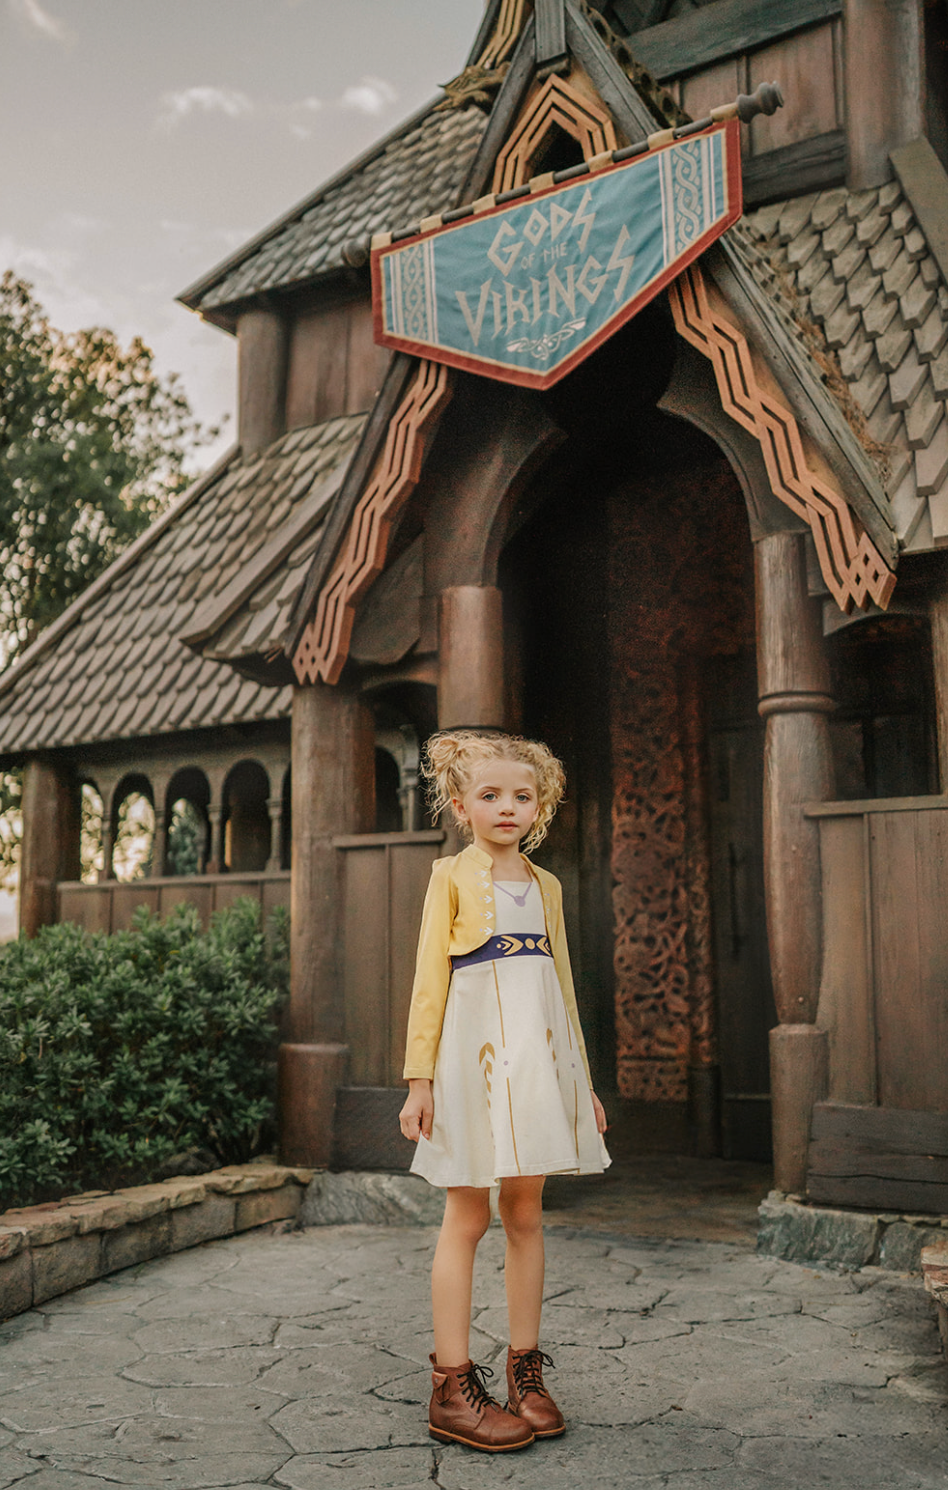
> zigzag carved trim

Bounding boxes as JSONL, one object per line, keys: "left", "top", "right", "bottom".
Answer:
{"left": 293, "top": 360, "right": 452, "bottom": 686}
{"left": 478, "top": 0, "right": 529, "bottom": 70}
{"left": 669, "top": 263, "right": 896, "bottom": 616}
{"left": 492, "top": 72, "right": 618, "bottom": 193}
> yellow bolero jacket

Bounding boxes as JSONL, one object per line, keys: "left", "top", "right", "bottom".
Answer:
{"left": 402, "top": 843, "right": 592, "bottom": 1086}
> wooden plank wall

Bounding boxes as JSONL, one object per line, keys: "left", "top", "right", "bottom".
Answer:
{"left": 813, "top": 799, "right": 948, "bottom": 1115}
{"left": 58, "top": 873, "right": 291, "bottom": 935}
{"left": 285, "top": 295, "right": 389, "bottom": 430}
{"left": 335, "top": 831, "right": 445, "bottom": 1087}
{"left": 633, "top": 3, "right": 845, "bottom": 205}
{"left": 809, "top": 798, "right": 948, "bottom": 1210}
{"left": 808, "top": 1101, "right": 948, "bottom": 1212}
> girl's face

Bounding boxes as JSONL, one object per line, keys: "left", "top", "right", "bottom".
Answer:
{"left": 453, "top": 759, "right": 539, "bottom": 854}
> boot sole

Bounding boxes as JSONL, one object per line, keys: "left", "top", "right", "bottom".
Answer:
{"left": 428, "top": 1425, "right": 535, "bottom": 1452}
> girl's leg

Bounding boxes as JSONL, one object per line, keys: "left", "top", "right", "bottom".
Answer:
{"left": 497, "top": 1175, "right": 545, "bottom": 1349}
{"left": 431, "top": 1186, "right": 491, "bottom": 1365}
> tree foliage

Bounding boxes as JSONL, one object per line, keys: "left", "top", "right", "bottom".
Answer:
{"left": 0, "top": 270, "right": 218, "bottom": 664}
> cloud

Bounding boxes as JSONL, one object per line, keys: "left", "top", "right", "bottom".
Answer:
{"left": 8, "top": 0, "right": 69, "bottom": 42}
{"left": 340, "top": 75, "right": 398, "bottom": 116}
{"left": 158, "top": 86, "right": 254, "bottom": 131}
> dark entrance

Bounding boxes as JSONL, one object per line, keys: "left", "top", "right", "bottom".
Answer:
{"left": 499, "top": 311, "right": 772, "bottom": 1154}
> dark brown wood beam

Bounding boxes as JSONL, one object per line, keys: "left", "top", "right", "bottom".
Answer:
{"left": 632, "top": 0, "right": 841, "bottom": 82}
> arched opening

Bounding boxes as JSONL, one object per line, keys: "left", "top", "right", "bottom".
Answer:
{"left": 375, "top": 749, "right": 402, "bottom": 833}
{"left": 165, "top": 766, "right": 211, "bottom": 876}
{"left": 364, "top": 684, "right": 437, "bottom": 831}
{"left": 111, "top": 775, "right": 155, "bottom": 883}
{"left": 223, "top": 759, "right": 271, "bottom": 873}
{"left": 281, "top": 765, "right": 291, "bottom": 871}
{"left": 826, "top": 614, "right": 939, "bottom": 800}
{"left": 495, "top": 302, "right": 773, "bottom": 1160}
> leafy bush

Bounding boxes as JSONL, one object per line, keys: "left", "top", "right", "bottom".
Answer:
{"left": 0, "top": 898, "right": 288, "bottom": 1209}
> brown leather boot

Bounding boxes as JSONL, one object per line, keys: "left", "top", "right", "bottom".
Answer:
{"left": 506, "top": 1346, "right": 566, "bottom": 1438}
{"left": 428, "top": 1354, "right": 535, "bottom": 1452}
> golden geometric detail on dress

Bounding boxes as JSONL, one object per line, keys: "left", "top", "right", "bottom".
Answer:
{"left": 506, "top": 1078, "right": 521, "bottom": 1173}
{"left": 496, "top": 933, "right": 551, "bottom": 957}
{"left": 479, "top": 1041, "right": 495, "bottom": 1108}
{"left": 546, "top": 1027, "right": 556, "bottom": 1064}
{"left": 491, "top": 72, "right": 619, "bottom": 194}
{"left": 668, "top": 262, "right": 896, "bottom": 617}
{"left": 477, "top": 0, "right": 528, "bottom": 71}
{"left": 292, "top": 358, "right": 453, "bottom": 685}
{"left": 491, "top": 962, "right": 507, "bottom": 1048}
{"left": 608, "top": 463, "right": 754, "bottom": 1103}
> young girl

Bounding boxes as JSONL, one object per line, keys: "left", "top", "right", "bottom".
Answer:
{"left": 399, "top": 730, "right": 609, "bottom": 1453}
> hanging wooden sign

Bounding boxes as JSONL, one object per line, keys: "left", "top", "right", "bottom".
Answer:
{"left": 371, "top": 118, "right": 741, "bottom": 390}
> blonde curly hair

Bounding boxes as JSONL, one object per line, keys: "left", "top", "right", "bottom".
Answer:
{"left": 423, "top": 730, "right": 565, "bottom": 855}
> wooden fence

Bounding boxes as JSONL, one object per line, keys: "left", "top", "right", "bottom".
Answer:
{"left": 57, "top": 872, "right": 290, "bottom": 935}
{"left": 333, "top": 830, "right": 445, "bottom": 1087}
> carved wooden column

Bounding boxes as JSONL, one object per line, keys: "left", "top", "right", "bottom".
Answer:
{"left": 438, "top": 585, "right": 505, "bottom": 730}
{"left": 756, "top": 532, "right": 834, "bottom": 1192}
{"left": 237, "top": 305, "right": 288, "bottom": 456}
{"left": 844, "top": 0, "right": 924, "bottom": 190}
{"left": 280, "top": 682, "right": 375, "bottom": 1165}
{"left": 19, "top": 756, "right": 80, "bottom": 937}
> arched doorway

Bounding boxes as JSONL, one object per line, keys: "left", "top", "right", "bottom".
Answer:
{"left": 498, "top": 304, "right": 775, "bottom": 1159}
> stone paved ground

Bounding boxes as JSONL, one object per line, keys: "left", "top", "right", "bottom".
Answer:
{"left": 0, "top": 1222, "right": 946, "bottom": 1490}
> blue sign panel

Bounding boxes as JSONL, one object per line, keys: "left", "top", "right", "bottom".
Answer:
{"left": 371, "top": 120, "right": 741, "bottom": 389}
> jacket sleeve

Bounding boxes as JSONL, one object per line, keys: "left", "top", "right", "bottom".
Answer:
{"left": 402, "top": 860, "right": 456, "bottom": 1080}
{"left": 547, "top": 877, "right": 593, "bottom": 1089}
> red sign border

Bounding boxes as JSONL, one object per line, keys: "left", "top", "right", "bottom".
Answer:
{"left": 370, "top": 119, "right": 742, "bottom": 391}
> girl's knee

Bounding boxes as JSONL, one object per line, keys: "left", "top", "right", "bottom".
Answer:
{"left": 443, "top": 1189, "right": 491, "bottom": 1245}
{"left": 498, "top": 1183, "right": 544, "bottom": 1242}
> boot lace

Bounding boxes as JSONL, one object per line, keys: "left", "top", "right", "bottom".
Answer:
{"left": 513, "top": 1349, "right": 555, "bottom": 1398}
{"left": 459, "top": 1362, "right": 501, "bottom": 1412}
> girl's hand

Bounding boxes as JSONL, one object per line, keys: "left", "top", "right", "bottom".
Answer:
{"left": 591, "top": 1091, "right": 608, "bottom": 1136}
{"left": 399, "top": 1080, "right": 434, "bottom": 1142}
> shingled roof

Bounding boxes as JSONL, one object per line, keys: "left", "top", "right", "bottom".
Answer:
{"left": 744, "top": 154, "right": 948, "bottom": 553}
{"left": 0, "top": 415, "right": 364, "bottom": 758}
{"left": 178, "top": 104, "right": 487, "bottom": 326}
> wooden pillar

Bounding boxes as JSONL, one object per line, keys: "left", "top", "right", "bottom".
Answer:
{"left": 280, "top": 682, "right": 375, "bottom": 1165}
{"left": 930, "top": 583, "right": 948, "bottom": 792}
{"left": 206, "top": 804, "right": 224, "bottom": 875}
{"left": 152, "top": 810, "right": 167, "bottom": 878}
{"left": 438, "top": 585, "right": 505, "bottom": 729}
{"left": 19, "top": 757, "right": 80, "bottom": 938}
{"left": 756, "top": 531, "right": 834, "bottom": 1192}
{"left": 237, "top": 305, "right": 288, "bottom": 456}
{"left": 266, "top": 795, "right": 284, "bottom": 873}
{"left": 844, "top": 0, "right": 924, "bottom": 190}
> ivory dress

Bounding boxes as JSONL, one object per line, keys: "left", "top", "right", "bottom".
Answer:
{"left": 410, "top": 878, "right": 611, "bottom": 1189}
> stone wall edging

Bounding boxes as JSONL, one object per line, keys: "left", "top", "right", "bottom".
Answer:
{"left": 0, "top": 1163, "right": 314, "bottom": 1322}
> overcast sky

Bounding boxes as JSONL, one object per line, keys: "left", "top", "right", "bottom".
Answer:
{"left": 1, "top": 0, "right": 485, "bottom": 464}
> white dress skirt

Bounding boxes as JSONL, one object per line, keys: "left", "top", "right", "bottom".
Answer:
{"left": 410, "top": 879, "right": 611, "bottom": 1189}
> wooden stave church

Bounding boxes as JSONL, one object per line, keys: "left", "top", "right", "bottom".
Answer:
{"left": 3, "top": 0, "right": 948, "bottom": 1213}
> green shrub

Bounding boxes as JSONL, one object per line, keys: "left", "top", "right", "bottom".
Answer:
{"left": 0, "top": 898, "right": 288, "bottom": 1209}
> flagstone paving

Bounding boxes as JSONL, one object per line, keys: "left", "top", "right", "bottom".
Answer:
{"left": 0, "top": 1222, "right": 945, "bottom": 1489}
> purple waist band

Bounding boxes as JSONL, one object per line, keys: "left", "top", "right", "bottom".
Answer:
{"left": 450, "top": 933, "right": 552, "bottom": 971}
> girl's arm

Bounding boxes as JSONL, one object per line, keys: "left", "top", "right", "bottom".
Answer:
{"left": 399, "top": 1079, "right": 433, "bottom": 1142}
{"left": 402, "top": 860, "right": 456, "bottom": 1080}
{"left": 545, "top": 876, "right": 593, "bottom": 1088}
